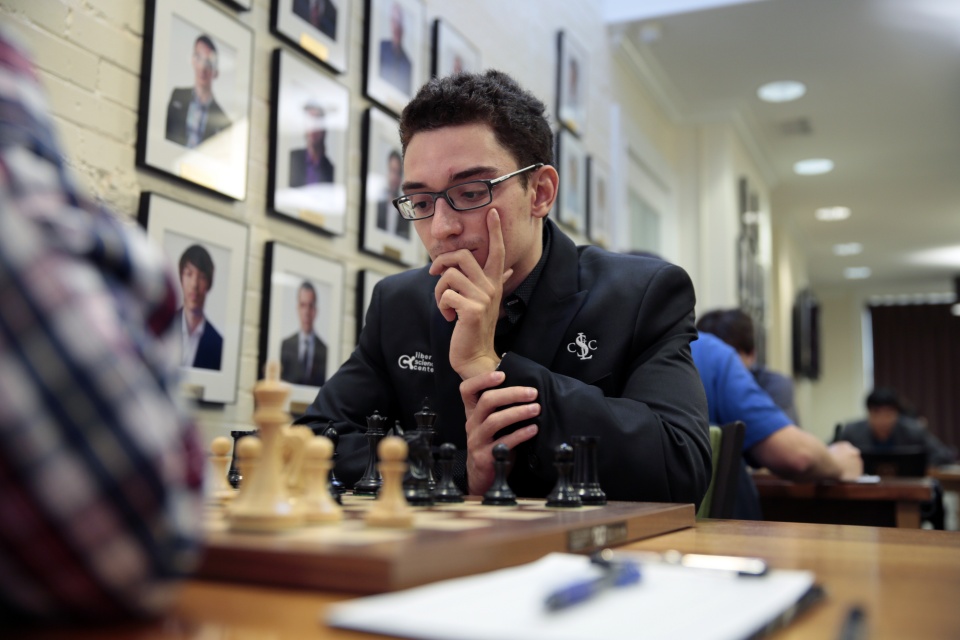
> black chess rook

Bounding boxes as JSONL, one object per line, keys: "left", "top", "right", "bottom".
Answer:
{"left": 572, "top": 435, "right": 606, "bottom": 505}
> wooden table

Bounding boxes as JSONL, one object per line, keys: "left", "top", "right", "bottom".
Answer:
{"left": 752, "top": 474, "right": 933, "bottom": 528}
{"left": 13, "top": 520, "right": 960, "bottom": 640}
{"left": 930, "top": 464, "right": 960, "bottom": 494}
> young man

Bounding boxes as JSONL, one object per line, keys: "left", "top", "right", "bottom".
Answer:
{"left": 692, "top": 332, "right": 862, "bottom": 518}
{"left": 280, "top": 281, "right": 328, "bottom": 387}
{"left": 299, "top": 71, "right": 710, "bottom": 504}
{"left": 697, "top": 308, "right": 800, "bottom": 424}
{"left": 165, "top": 34, "right": 231, "bottom": 149}
{"left": 839, "top": 388, "right": 955, "bottom": 466}
{"left": 177, "top": 244, "right": 223, "bottom": 371}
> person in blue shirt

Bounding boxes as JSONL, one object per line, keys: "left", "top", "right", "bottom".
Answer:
{"left": 692, "top": 332, "right": 862, "bottom": 518}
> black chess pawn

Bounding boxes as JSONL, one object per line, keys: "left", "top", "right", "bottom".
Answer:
{"left": 414, "top": 399, "right": 438, "bottom": 492}
{"left": 354, "top": 411, "right": 389, "bottom": 496}
{"left": 322, "top": 423, "right": 345, "bottom": 501}
{"left": 546, "top": 443, "right": 582, "bottom": 508}
{"left": 433, "top": 442, "right": 464, "bottom": 503}
{"left": 572, "top": 435, "right": 607, "bottom": 505}
{"left": 227, "top": 429, "right": 256, "bottom": 488}
{"left": 483, "top": 443, "right": 517, "bottom": 506}
{"left": 403, "top": 431, "right": 434, "bottom": 506}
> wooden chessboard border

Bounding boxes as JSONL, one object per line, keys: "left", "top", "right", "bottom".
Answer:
{"left": 197, "top": 498, "right": 694, "bottom": 593}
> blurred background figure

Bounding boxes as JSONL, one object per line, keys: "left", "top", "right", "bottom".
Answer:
{"left": 838, "top": 388, "right": 956, "bottom": 466}
{"left": 0, "top": 28, "right": 204, "bottom": 623}
{"left": 697, "top": 308, "right": 799, "bottom": 425}
{"left": 290, "top": 101, "right": 334, "bottom": 187}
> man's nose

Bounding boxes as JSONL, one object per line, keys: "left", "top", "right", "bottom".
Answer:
{"left": 430, "top": 197, "right": 461, "bottom": 238}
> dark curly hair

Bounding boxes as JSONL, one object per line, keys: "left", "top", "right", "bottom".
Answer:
{"left": 398, "top": 70, "right": 553, "bottom": 189}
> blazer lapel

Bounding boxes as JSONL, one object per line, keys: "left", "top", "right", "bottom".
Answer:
{"left": 511, "top": 220, "right": 587, "bottom": 369}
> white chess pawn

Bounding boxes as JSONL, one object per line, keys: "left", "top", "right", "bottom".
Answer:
{"left": 302, "top": 436, "right": 343, "bottom": 524}
{"left": 365, "top": 436, "right": 414, "bottom": 528}
{"left": 228, "top": 434, "right": 261, "bottom": 514}
{"left": 209, "top": 436, "right": 235, "bottom": 502}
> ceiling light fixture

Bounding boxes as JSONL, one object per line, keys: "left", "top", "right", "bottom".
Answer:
{"left": 844, "top": 267, "right": 872, "bottom": 280}
{"left": 816, "top": 206, "right": 851, "bottom": 221}
{"left": 794, "top": 158, "right": 834, "bottom": 175}
{"left": 833, "top": 242, "right": 863, "bottom": 256}
{"left": 757, "top": 80, "right": 806, "bottom": 103}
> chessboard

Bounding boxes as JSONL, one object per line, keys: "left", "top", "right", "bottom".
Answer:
{"left": 197, "top": 495, "right": 694, "bottom": 594}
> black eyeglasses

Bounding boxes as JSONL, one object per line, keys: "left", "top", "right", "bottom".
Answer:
{"left": 392, "top": 163, "right": 544, "bottom": 221}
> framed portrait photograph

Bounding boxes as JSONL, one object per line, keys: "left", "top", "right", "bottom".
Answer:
{"left": 587, "top": 156, "right": 612, "bottom": 247}
{"left": 272, "top": 0, "right": 351, "bottom": 74}
{"left": 137, "top": 0, "right": 253, "bottom": 200}
{"left": 359, "top": 107, "right": 423, "bottom": 266}
{"left": 431, "top": 18, "right": 480, "bottom": 78}
{"left": 556, "top": 30, "right": 588, "bottom": 137}
{"left": 268, "top": 49, "right": 350, "bottom": 236}
{"left": 363, "top": 0, "right": 425, "bottom": 116}
{"left": 556, "top": 129, "right": 588, "bottom": 234}
{"left": 259, "top": 242, "right": 345, "bottom": 408}
{"left": 138, "top": 193, "right": 248, "bottom": 404}
{"left": 356, "top": 269, "right": 386, "bottom": 343}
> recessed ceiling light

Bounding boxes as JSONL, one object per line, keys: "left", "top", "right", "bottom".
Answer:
{"left": 757, "top": 80, "right": 806, "bottom": 103}
{"left": 794, "top": 158, "right": 834, "bottom": 175}
{"left": 833, "top": 242, "right": 863, "bottom": 256}
{"left": 844, "top": 267, "right": 872, "bottom": 280}
{"left": 816, "top": 206, "right": 851, "bottom": 221}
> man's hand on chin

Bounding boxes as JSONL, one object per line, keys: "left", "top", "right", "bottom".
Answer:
{"left": 429, "top": 209, "right": 510, "bottom": 380}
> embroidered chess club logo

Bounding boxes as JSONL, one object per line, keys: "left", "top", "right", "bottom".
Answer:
{"left": 398, "top": 351, "right": 434, "bottom": 373}
{"left": 567, "top": 332, "right": 598, "bottom": 360}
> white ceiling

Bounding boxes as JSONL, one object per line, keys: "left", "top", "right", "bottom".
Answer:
{"left": 605, "top": 0, "right": 960, "bottom": 291}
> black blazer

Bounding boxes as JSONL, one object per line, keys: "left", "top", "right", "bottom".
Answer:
{"left": 289, "top": 148, "right": 334, "bottom": 188}
{"left": 375, "top": 198, "right": 411, "bottom": 239}
{"left": 165, "top": 87, "right": 231, "bottom": 148}
{"left": 177, "top": 310, "right": 223, "bottom": 370}
{"left": 299, "top": 220, "right": 710, "bottom": 505}
{"left": 280, "top": 332, "right": 328, "bottom": 387}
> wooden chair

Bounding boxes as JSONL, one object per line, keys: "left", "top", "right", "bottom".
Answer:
{"left": 697, "top": 421, "right": 746, "bottom": 519}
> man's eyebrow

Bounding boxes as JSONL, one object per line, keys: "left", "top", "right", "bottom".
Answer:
{"left": 401, "top": 166, "right": 498, "bottom": 193}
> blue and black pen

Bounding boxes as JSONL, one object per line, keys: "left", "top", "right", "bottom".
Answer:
{"left": 544, "top": 557, "right": 642, "bottom": 612}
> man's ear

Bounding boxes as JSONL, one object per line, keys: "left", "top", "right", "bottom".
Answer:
{"left": 530, "top": 164, "right": 559, "bottom": 220}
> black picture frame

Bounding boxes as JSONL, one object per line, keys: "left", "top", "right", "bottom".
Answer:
{"left": 556, "top": 30, "right": 587, "bottom": 136}
{"left": 216, "top": 0, "right": 252, "bottom": 11}
{"left": 431, "top": 18, "right": 480, "bottom": 78}
{"left": 359, "top": 107, "right": 424, "bottom": 266}
{"left": 271, "top": 0, "right": 351, "bottom": 74}
{"left": 136, "top": 0, "right": 253, "bottom": 200}
{"left": 268, "top": 48, "right": 350, "bottom": 236}
{"left": 363, "top": 0, "right": 425, "bottom": 117}
{"left": 259, "top": 241, "right": 345, "bottom": 409}
{"left": 587, "top": 156, "right": 612, "bottom": 247}
{"left": 138, "top": 192, "right": 248, "bottom": 404}
{"left": 355, "top": 269, "right": 386, "bottom": 344}
{"left": 792, "top": 288, "right": 821, "bottom": 380}
{"left": 556, "top": 128, "right": 588, "bottom": 233}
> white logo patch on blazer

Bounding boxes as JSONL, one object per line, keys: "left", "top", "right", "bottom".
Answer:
{"left": 567, "top": 332, "right": 598, "bottom": 360}
{"left": 398, "top": 351, "right": 434, "bottom": 373}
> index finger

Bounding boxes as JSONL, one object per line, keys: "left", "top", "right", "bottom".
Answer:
{"left": 483, "top": 208, "right": 505, "bottom": 280}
